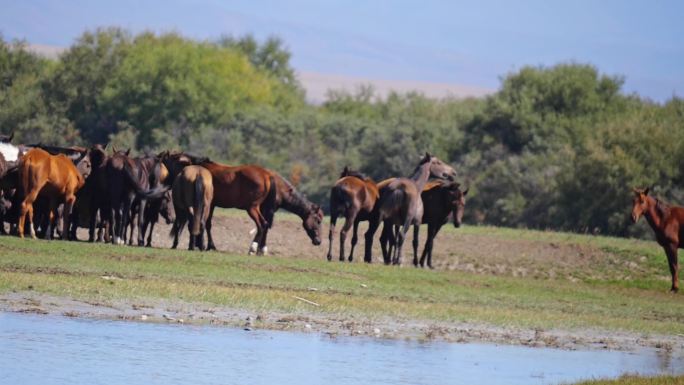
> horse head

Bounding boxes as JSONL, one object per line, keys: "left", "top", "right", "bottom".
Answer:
{"left": 631, "top": 187, "right": 651, "bottom": 223}
{"left": 446, "top": 182, "right": 468, "bottom": 228}
{"left": 422, "top": 152, "right": 457, "bottom": 181}
{"left": 303, "top": 203, "right": 324, "bottom": 246}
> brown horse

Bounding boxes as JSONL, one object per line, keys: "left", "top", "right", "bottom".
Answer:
{"left": 200, "top": 161, "right": 277, "bottom": 254}
{"left": 365, "top": 153, "right": 457, "bottom": 265}
{"left": 170, "top": 165, "right": 214, "bottom": 250}
{"left": 380, "top": 180, "right": 467, "bottom": 268}
{"left": 631, "top": 187, "right": 681, "bottom": 292}
{"left": 17, "top": 147, "right": 89, "bottom": 239}
{"left": 253, "top": 171, "right": 323, "bottom": 255}
{"left": 326, "top": 166, "right": 378, "bottom": 262}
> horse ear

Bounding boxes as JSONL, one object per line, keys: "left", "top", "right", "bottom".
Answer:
{"left": 125, "top": 148, "right": 131, "bottom": 156}
{"left": 8, "top": 131, "right": 13, "bottom": 142}
{"left": 644, "top": 187, "right": 650, "bottom": 196}
{"left": 463, "top": 188, "right": 469, "bottom": 196}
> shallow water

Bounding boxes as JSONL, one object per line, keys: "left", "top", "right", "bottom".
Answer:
{"left": 0, "top": 312, "right": 682, "bottom": 385}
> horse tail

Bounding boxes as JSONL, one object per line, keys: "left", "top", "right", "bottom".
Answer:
{"left": 123, "top": 161, "right": 170, "bottom": 199}
{"left": 379, "top": 188, "right": 406, "bottom": 220}
{"left": 329, "top": 185, "right": 347, "bottom": 217}
{"left": 262, "top": 175, "right": 278, "bottom": 229}
{"left": 191, "top": 173, "right": 205, "bottom": 236}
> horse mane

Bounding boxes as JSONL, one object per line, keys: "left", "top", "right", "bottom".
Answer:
{"left": 278, "top": 173, "right": 316, "bottom": 215}
{"left": 340, "top": 167, "right": 368, "bottom": 181}
{"left": 654, "top": 196, "right": 671, "bottom": 217}
{"left": 184, "top": 152, "right": 210, "bottom": 165}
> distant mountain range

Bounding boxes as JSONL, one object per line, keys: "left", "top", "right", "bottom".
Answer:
{"left": 27, "top": 44, "right": 493, "bottom": 104}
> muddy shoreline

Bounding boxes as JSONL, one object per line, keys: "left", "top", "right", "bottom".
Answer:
{"left": 2, "top": 291, "right": 682, "bottom": 355}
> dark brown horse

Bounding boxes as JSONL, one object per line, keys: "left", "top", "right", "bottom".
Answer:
{"left": 380, "top": 180, "right": 467, "bottom": 268}
{"left": 326, "top": 166, "right": 378, "bottom": 262}
{"left": 105, "top": 149, "right": 169, "bottom": 245}
{"left": 253, "top": 171, "right": 323, "bottom": 255}
{"left": 631, "top": 187, "right": 681, "bottom": 292}
{"left": 170, "top": 165, "right": 213, "bottom": 250}
{"left": 126, "top": 154, "right": 171, "bottom": 246}
{"left": 17, "top": 148, "right": 89, "bottom": 239}
{"left": 364, "top": 153, "right": 457, "bottom": 265}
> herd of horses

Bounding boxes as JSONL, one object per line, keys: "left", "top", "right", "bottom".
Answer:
{"left": 0, "top": 132, "right": 679, "bottom": 292}
{"left": 0, "top": 133, "right": 467, "bottom": 268}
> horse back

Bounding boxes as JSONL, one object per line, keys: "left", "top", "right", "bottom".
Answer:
{"left": 203, "top": 162, "right": 270, "bottom": 209}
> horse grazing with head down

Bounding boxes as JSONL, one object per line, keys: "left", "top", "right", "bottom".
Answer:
{"left": 326, "top": 166, "right": 378, "bottom": 262}
{"left": 17, "top": 147, "right": 90, "bottom": 239}
{"left": 253, "top": 171, "right": 323, "bottom": 255}
{"left": 631, "top": 187, "right": 682, "bottom": 292}
{"left": 365, "top": 153, "right": 457, "bottom": 265}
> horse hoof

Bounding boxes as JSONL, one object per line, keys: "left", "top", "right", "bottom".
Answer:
{"left": 248, "top": 241, "right": 258, "bottom": 255}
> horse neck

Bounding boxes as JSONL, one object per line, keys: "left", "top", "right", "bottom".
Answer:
{"left": 644, "top": 197, "right": 668, "bottom": 230}
{"left": 280, "top": 183, "right": 313, "bottom": 219}
{"left": 409, "top": 161, "right": 432, "bottom": 191}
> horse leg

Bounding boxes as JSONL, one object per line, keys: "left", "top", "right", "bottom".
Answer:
{"left": 145, "top": 220, "right": 155, "bottom": 247}
{"left": 363, "top": 216, "right": 380, "bottom": 263}
{"left": 412, "top": 224, "right": 420, "bottom": 267}
{"left": 121, "top": 194, "right": 133, "bottom": 246}
{"left": 348, "top": 219, "right": 361, "bottom": 262}
{"left": 339, "top": 209, "right": 357, "bottom": 262}
{"left": 427, "top": 223, "right": 443, "bottom": 269}
{"left": 326, "top": 213, "right": 337, "bottom": 261}
{"left": 665, "top": 244, "right": 679, "bottom": 293}
{"left": 420, "top": 224, "right": 434, "bottom": 268}
{"left": 205, "top": 205, "right": 217, "bottom": 251}
{"left": 394, "top": 221, "right": 411, "bottom": 266}
{"left": 62, "top": 194, "right": 76, "bottom": 241}
{"left": 258, "top": 228, "right": 268, "bottom": 255}
{"left": 45, "top": 198, "right": 58, "bottom": 240}
{"left": 19, "top": 188, "right": 41, "bottom": 239}
{"left": 246, "top": 207, "right": 263, "bottom": 255}
{"left": 137, "top": 199, "right": 147, "bottom": 246}
{"left": 88, "top": 205, "right": 97, "bottom": 242}
{"left": 171, "top": 210, "right": 187, "bottom": 250}
{"left": 379, "top": 222, "right": 391, "bottom": 265}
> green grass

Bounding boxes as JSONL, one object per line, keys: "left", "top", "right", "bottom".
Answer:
{"left": 1, "top": 226, "right": 683, "bottom": 337}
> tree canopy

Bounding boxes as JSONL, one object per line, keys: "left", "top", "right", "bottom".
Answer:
{"left": 1, "top": 29, "right": 682, "bottom": 238}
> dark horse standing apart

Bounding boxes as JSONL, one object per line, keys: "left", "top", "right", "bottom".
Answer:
{"left": 631, "top": 187, "right": 681, "bottom": 292}
{"left": 327, "top": 166, "right": 378, "bottom": 262}
{"left": 380, "top": 180, "right": 467, "bottom": 268}
{"left": 364, "top": 153, "right": 457, "bottom": 265}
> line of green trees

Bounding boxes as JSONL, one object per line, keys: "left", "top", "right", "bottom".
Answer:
{"left": 1, "top": 28, "right": 682, "bottom": 238}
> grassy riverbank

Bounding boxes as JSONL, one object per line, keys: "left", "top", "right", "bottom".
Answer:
{"left": 1, "top": 216, "right": 683, "bottom": 350}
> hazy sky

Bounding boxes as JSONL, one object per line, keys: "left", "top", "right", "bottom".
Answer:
{"left": 1, "top": 0, "right": 682, "bottom": 101}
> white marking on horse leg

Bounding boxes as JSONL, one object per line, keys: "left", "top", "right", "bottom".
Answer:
{"left": 260, "top": 246, "right": 268, "bottom": 256}
{"left": 30, "top": 223, "right": 36, "bottom": 239}
{"left": 248, "top": 241, "right": 258, "bottom": 255}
